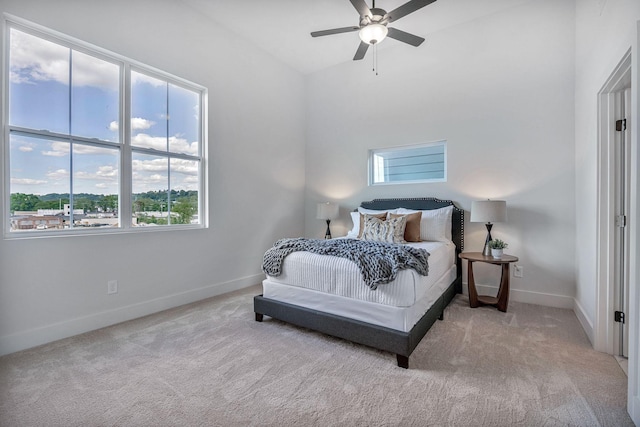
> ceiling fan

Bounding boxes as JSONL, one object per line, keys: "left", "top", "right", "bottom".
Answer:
{"left": 311, "top": 0, "right": 437, "bottom": 61}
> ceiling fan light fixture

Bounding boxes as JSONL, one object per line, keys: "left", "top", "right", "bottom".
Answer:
{"left": 359, "top": 23, "right": 388, "bottom": 45}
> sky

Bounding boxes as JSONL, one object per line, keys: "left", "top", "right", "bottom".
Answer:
{"left": 8, "top": 27, "right": 201, "bottom": 197}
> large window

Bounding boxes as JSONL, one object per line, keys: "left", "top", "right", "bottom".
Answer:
{"left": 4, "top": 19, "right": 206, "bottom": 235}
{"left": 369, "top": 141, "right": 447, "bottom": 186}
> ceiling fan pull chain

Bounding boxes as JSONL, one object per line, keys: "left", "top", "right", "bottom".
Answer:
{"left": 372, "top": 43, "right": 375, "bottom": 73}
{"left": 372, "top": 44, "right": 379, "bottom": 76}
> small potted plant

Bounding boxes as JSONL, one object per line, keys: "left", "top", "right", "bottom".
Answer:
{"left": 488, "top": 239, "right": 508, "bottom": 258}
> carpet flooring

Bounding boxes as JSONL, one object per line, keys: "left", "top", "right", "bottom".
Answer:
{"left": 0, "top": 285, "right": 633, "bottom": 426}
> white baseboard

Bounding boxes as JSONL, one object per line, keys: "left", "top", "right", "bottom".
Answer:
{"left": 572, "top": 297, "right": 594, "bottom": 345}
{"left": 0, "top": 274, "right": 264, "bottom": 357}
{"left": 463, "top": 282, "right": 595, "bottom": 344}
{"left": 467, "top": 283, "right": 575, "bottom": 309}
{"left": 629, "top": 394, "right": 640, "bottom": 426}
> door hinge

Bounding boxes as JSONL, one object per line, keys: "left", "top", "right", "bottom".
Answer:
{"left": 615, "top": 311, "right": 625, "bottom": 324}
{"left": 615, "top": 119, "right": 627, "bottom": 132}
{"left": 615, "top": 215, "right": 627, "bottom": 228}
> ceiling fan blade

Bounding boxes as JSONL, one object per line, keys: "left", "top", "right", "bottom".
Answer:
{"left": 387, "top": 27, "right": 425, "bottom": 47}
{"left": 349, "top": 0, "right": 372, "bottom": 18}
{"left": 311, "top": 26, "right": 360, "bottom": 37}
{"left": 384, "top": 0, "right": 437, "bottom": 23}
{"left": 353, "top": 42, "right": 369, "bottom": 60}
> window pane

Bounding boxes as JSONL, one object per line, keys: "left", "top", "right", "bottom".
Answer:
{"left": 9, "top": 134, "right": 70, "bottom": 232}
{"left": 170, "top": 158, "right": 199, "bottom": 225}
{"left": 370, "top": 142, "right": 447, "bottom": 185}
{"left": 168, "top": 84, "right": 200, "bottom": 155}
{"left": 132, "top": 153, "right": 169, "bottom": 226}
{"left": 131, "top": 71, "right": 167, "bottom": 150}
{"left": 71, "top": 50, "right": 120, "bottom": 142}
{"left": 9, "top": 28, "right": 69, "bottom": 134}
{"left": 72, "top": 144, "right": 119, "bottom": 228}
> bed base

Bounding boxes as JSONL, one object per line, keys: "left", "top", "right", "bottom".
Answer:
{"left": 254, "top": 276, "right": 461, "bottom": 369}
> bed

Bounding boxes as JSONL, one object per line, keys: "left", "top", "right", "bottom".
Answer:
{"left": 254, "top": 197, "right": 464, "bottom": 368}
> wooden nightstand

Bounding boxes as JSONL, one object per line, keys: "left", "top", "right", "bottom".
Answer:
{"left": 458, "top": 252, "right": 519, "bottom": 312}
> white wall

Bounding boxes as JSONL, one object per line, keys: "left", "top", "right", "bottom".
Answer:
{"left": 305, "top": 0, "right": 576, "bottom": 308}
{"left": 0, "top": 0, "right": 306, "bottom": 355}
{"left": 574, "top": 0, "right": 640, "bottom": 422}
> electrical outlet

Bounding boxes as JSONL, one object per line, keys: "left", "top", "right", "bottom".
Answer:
{"left": 107, "top": 280, "right": 118, "bottom": 294}
{"left": 514, "top": 265, "right": 523, "bottom": 278}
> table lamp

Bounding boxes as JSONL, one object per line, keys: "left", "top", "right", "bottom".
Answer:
{"left": 317, "top": 202, "right": 339, "bottom": 239}
{"left": 470, "top": 200, "right": 507, "bottom": 256}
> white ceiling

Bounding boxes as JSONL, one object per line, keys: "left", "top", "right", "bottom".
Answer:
{"left": 182, "top": 0, "right": 533, "bottom": 75}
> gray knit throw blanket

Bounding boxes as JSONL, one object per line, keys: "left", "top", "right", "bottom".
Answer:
{"left": 262, "top": 238, "right": 429, "bottom": 290}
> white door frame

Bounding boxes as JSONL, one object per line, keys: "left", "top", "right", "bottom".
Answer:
{"left": 627, "top": 21, "right": 640, "bottom": 424}
{"left": 595, "top": 50, "right": 631, "bottom": 355}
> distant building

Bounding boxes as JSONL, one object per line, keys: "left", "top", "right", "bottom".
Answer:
{"left": 11, "top": 215, "right": 63, "bottom": 230}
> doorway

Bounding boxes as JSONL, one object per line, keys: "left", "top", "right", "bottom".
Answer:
{"left": 613, "top": 87, "right": 631, "bottom": 363}
{"left": 595, "top": 50, "right": 631, "bottom": 360}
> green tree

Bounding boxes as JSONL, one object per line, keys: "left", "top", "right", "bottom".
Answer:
{"left": 10, "top": 193, "right": 41, "bottom": 212}
{"left": 98, "top": 195, "right": 118, "bottom": 212}
{"left": 172, "top": 198, "right": 197, "bottom": 224}
{"left": 35, "top": 199, "right": 68, "bottom": 210}
{"left": 75, "top": 198, "right": 94, "bottom": 212}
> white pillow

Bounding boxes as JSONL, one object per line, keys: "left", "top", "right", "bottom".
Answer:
{"left": 396, "top": 205, "right": 453, "bottom": 242}
{"left": 361, "top": 215, "right": 407, "bottom": 243}
{"left": 346, "top": 208, "right": 399, "bottom": 238}
{"left": 346, "top": 211, "right": 361, "bottom": 238}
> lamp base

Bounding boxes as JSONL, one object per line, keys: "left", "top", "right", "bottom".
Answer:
{"left": 324, "top": 219, "right": 332, "bottom": 239}
{"left": 483, "top": 223, "right": 493, "bottom": 256}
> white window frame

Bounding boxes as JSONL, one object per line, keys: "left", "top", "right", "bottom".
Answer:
{"left": 2, "top": 15, "right": 208, "bottom": 238}
{"left": 368, "top": 140, "right": 447, "bottom": 186}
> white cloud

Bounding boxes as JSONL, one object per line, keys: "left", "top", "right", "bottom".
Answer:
{"left": 41, "top": 141, "right": 119, "bottom": 157}
{"left": 11, "top": 177, "right": 47, "bottom": 185}
{"left": 109, "top": 117, "right": 156, "bottom": 132}
{"left": 170, "top": 158, "right": 199, "bottom": 176}
{"left": 132, "top": 158, "right": 167, "bottom": 173}
{"left": 42, "top": 150, "right": 68, "bottom": 157}
{"left": 10, "top": 28, "right": 118, "bottom": 91}
{"left": 96, "top": 165, "right": 118, "bottom": 178}
{"left": 132, "top": 117, "right": 155, "bottom": 130}
{"left": 132, "top": 133, "right": 198, "bottom": 155}
{"left": 47, "top": 169, "right": 69, "bottom": 180}
{"left": 147, "top": 173, "right": 166, "bottom": 183}
{"left": 18, "top": 145, "right": 33, "bottom": 152}
{"left": 183, "top": 176, "right": 199, "bottom": 183}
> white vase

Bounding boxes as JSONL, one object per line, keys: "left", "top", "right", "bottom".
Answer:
{"left": 491, "top": 248, "right": 503, "bottom": 258}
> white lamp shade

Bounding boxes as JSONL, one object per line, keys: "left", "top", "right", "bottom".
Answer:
{"left": 317, "top": 202, "right": 339, "bottom": 220}
{"left": 470, "top": 200, "right": 507, "bottom": 223}
{"left": 359, "top": 23, "right": 388, "bottom": 45}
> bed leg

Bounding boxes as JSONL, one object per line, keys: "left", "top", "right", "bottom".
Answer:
{"left": 438, "top": 311, "right": 444, "bottom": 321}
{"left": 255, "top": 313, "right": 263, "bottom": 322}
{"left": 396, "top": 355, "right": 409, "bottom": 369}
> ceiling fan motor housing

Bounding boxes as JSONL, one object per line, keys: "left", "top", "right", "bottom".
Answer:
{"left": 360, "top": 8, "right": 387, "bottom": 26}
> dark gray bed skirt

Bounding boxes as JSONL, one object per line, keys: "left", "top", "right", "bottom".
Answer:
{"left": 254, "top": 276, "right": 461, "bottom": 369}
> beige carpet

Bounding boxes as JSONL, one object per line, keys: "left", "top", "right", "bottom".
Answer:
{"left": 0, "top": 285, "right": 633, "bottom": 426}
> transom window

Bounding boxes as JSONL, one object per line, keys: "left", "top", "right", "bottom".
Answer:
{"left": 369, "top": 141, "right": 447, "bottom": 185}
{"left": 4, "top": 19, "right": 206, "bottom": 235}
